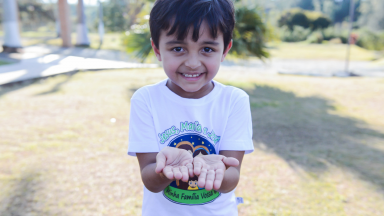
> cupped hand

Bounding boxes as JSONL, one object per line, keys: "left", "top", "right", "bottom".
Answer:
{"left": 193, "top": 155, "right": 239, "bottom": 191}
{"left": 155, "top": 147, "right": 194, "bottom": 182}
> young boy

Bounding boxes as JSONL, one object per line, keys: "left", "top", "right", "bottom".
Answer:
{"left": 127, "top": 0, "right": 254, "bottom": 215}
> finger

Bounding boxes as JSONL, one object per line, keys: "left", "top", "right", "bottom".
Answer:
{"left": 186, "top": 163, "right": 194, "bottom": 178}
{"left": 173, "top": 167, "right": 182, "bottom": 180}
{"left": 198, "top": 168, "right": 207, "bottom": 189}
{"left": 205, "top": 170, "right": 216, "bottom": 191}
{"left": 194, "top": 161, "right": 203, "bottom": 176}
{"left": 213, "top": 169, "right": 225, "bottom": 190}
{"left": 222, "top": 157, "right": 239, "bottom": 168}
{"left": 180, "top": 166, "right": 189, "bottom": 182}
{"left": 155, "top": 152, "right": 166, "bottom": 174}
{"left": 163, "top": 166, "right": 174, "bottom": 180}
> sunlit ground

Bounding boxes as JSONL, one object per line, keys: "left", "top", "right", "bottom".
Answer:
{"left": 267, "top": 42, "right": 381, "bottom": 61}
{"left": 17, "top": 32, "right": 125, "bottom": 51}
{"left": 0, "top": 68, "right": 384, "bottom": 215}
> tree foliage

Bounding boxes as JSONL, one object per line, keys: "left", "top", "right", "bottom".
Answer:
{"left": 365, "top": 0, "right": 384, "bottom": 31}
{"left": 332, "top": 0, "right": 361, "bottom": 23}
{"left": 101, "top": 0, "right": 147, "bottom": 32}
{"left": 294, "top": 0, "right": 314, "bottom": 11}
{"left": 231, "top": 6, "right": 269, "bottom": 59}
{"left": 278, "top": 8, "right": 331, "bottom": 31}
{"left": 356, "top": 29, "right": 384, "bottom": 51}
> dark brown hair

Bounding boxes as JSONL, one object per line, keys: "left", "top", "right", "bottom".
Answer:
{"left": 149, "top": 0, "right": 235, "bottom": 51}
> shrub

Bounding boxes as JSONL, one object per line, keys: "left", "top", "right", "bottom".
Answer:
{"left": 306, "top": 31, "right": 324, "bottom": 44}
{"left": 355, "top": 29, "right": 384, "bottom": 51}
{"left": 321, "top": 27, "right": 349, "bottom": 43}
{"left": 279, "top": 25, "right": 312, "bottom": 42}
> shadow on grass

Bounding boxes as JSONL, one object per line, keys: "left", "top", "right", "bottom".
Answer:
{"left": 0, "top": 79, "right": 38, "bottom": 98}
{"left": 0, "top": 72, "right": 77, "bottom": 98}
{"left": 34, "top": 72, "right": 76, "bottom": 96}
{"left": 233, "top": 83, "right": 384, "bottom": 194}
{"left": 0, "top": 170, "right": 51, "bottom": 216}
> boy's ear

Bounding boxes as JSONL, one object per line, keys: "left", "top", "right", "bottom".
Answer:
{"left": 151, "top": 38, "right": 162, "bottom": 61}
{"left": 221, "top": 39, "right": 233, "bottom": 62}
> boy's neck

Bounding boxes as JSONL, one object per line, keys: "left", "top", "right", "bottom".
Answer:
{"left": 166, "top": 79, "right": 214, "bottom": 99}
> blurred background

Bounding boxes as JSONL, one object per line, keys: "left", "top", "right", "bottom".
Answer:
{"left": 0, "top": 0, "right": 383, "bottom": 215}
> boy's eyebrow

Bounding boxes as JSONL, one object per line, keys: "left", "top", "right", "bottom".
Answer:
{"left": 166, "top": 40, "right": 187, "bottom": 45}
{"left": 201, "top": 41, "right": 220, "bottom": 46}
{"left": 165, "top": 40, "right": 220, "bottom": 46}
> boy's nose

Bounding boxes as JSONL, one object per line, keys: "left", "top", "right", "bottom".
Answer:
{"left": 184, "top": 55, "right": 201, "bottom": 69}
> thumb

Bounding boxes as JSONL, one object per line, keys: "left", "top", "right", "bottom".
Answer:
{"left": 222, "top": 157, "right": 239, "bottom": 168}
{"left": 155, "top": 152, "right": 167, "bottom": 174}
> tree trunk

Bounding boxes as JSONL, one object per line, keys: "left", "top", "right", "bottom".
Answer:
{"left": 76, "top": 0, "right": 90, "bottom": 47}
{"left": 58, "top": 0, "right": 71, "bottom": 47}
{"left": 2, "top": 0, "right": 22, "bottom": 53}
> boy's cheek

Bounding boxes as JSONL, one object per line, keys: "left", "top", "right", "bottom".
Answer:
{"left": 162, "top": 55, "right": 180, "bottom": 72}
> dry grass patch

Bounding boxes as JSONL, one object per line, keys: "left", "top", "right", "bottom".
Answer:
{"left": 0, "top": 68, "right": 383, "bottom": 215}
{"left": 267, "top": 42, "right": 378, "bottom": 61}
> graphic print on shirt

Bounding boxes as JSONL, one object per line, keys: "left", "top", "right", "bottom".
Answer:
{"left": 162, "top": 132, "right": 221, "bottom": 205}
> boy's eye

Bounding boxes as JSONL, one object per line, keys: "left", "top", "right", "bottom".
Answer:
{"left": 172, "top": 47, "right": 184, "bottom": 52}
{"left": 203, "top": 47, "right": 213, "bottom": 53}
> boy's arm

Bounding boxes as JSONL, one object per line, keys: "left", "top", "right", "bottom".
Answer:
{"left": 137, "top": 147, "right": 194, "bottom": 193}
{"left": 217, "top": 150, "right": 244, "bottom": 193}
{"left": 137, "top": 153, "right": 173, "bottom": 193}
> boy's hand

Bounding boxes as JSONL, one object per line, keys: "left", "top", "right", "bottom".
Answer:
{"left": 155, "top": 147, "right": 194, "bottom": 182}
{"left": 193, "top": 155, "right": 239, "bottom": 191}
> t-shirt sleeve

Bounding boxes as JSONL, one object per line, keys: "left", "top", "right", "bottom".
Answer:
{"left": 219, "top": 93, "right": 254, "bottom": 154}
{"left": 127, "top": 90, "right": 159, "bottom": 156}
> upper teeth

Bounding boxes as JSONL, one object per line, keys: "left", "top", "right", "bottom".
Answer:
{"left": 183, "top": 73, "right": 201, "bottom": 77}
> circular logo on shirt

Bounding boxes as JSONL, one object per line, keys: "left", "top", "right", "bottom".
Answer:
{"left": 163, "top": 133, "right": 221, "bottom": 205}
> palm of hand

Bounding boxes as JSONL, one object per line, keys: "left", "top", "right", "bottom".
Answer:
{"left": 193, "top": 154, "right": 227, "bottom": 191}
{"left": 194, "top": 155, "right": 226, "bottom": 172}
{"left": 156, "top": 147, "right": 193, "bottom": 182}
{"left": 163, "top": 149, "right": 193, "bottom": 168}
{"left": 156, "top": 147, "right": 239, "bottom": 191}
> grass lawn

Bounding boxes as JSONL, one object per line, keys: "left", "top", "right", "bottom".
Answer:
{"left": 268, "top": 42, "right": 380, "bottom": 61}
{"left": 0, "top": 61, "right": 9, "bottom": 66}
{"left": 20, "top": 32, "right": 125, "bottom": 51}
{"left": 0, "top": 69, "right": 383, "bottom": 215}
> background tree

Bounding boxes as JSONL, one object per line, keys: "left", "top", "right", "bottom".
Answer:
{"left": 17, "top": 0, "right": 56, "bottom": 32}
{"left": 294, "top": 0, "right": 315, "bottom": 11}
{"left": 101, "top": 0, "right": 147, "bottom": 32}
{"left": 278, "top": 8, "right": 331, "bottom": 31}
{"left": 332, "top": 0, "right": 361, "bottom": 23}
{"left": 123, "top": 2, "right": 152, "bottom": 62}
{"left": 231, "top": 6, "right": 269, "bottom": 59}
{"left": 365, "top": 0, "right": 384, "bottom": 31}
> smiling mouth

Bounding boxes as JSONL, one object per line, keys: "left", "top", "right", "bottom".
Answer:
{"left": 179, "top": 72, "right": 205, "bottom": 78}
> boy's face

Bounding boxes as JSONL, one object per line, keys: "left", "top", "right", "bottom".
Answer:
{"left": 151, "top": 21, "right": 232, "bottom": 97}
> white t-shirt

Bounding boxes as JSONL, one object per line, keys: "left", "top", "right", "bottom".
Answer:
{"left": 128, "top": 79, "right": 254, "bottom": 216}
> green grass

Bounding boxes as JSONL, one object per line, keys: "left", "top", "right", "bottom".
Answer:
{"left": 268, "top": 42, "right": 379, "bottom": 61}
{"left": 0, "top": 69, "right": 384, "bottom": 215}
{"left": 0, "top": 60, "right": 9, "bottom": 66}
{"left": 21, "top": 32, "right": 125, "bottom": 51}
{"left": 372, "top": 57, "right": 384, "bottom": 66}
